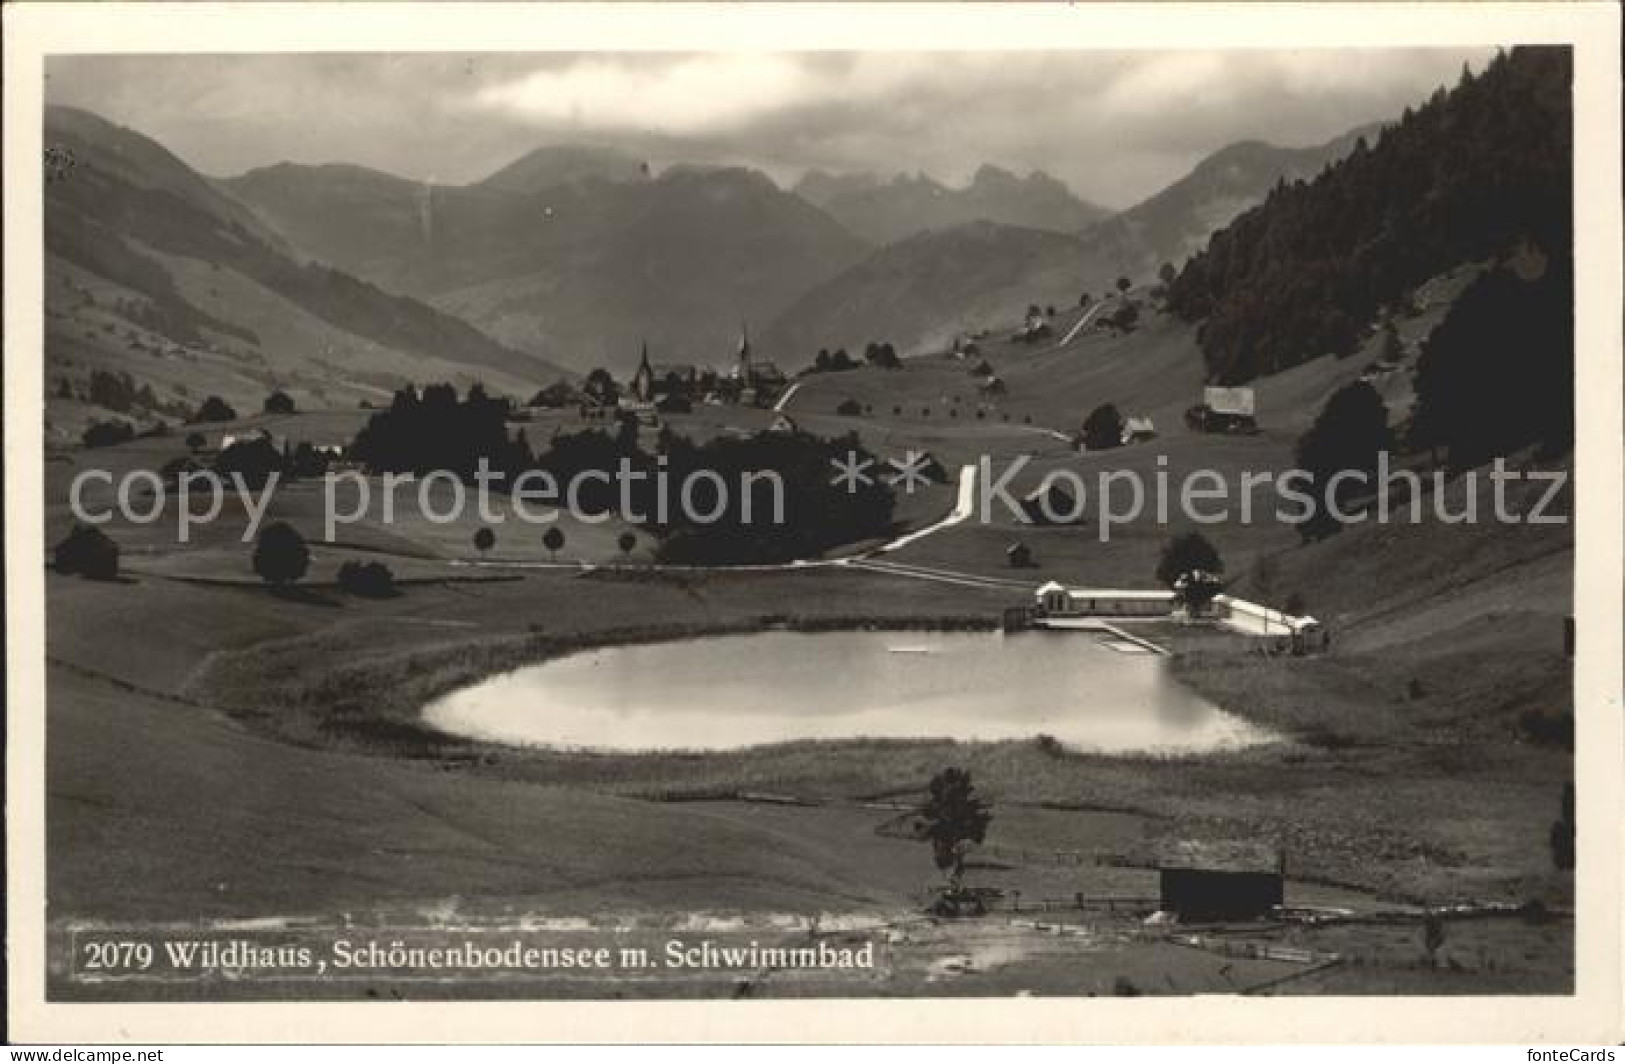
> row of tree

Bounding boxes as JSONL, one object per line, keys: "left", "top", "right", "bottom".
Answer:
{"left": 346, "top": 383, "right": 897, "bottom": 565}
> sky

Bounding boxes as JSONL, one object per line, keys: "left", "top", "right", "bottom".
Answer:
{"left": 44, "top": 49, "right": 1491, "bottom": 208}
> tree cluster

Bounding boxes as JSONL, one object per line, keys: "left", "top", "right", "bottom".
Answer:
{"left": 349, "top": 383, "right": 530, "bottom": 479}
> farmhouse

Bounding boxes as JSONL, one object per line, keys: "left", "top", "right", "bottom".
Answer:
{"left": 1186, "top": 385, "right": 1258, "bottom": 434}
{"left": 1121, "top": 416, "right": 1156, "bottom": 445}
{"left": 1155, "top": 840, "right": 1285, "bottom": 922}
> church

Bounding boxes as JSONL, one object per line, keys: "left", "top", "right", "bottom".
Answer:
{"left": 629, "top": 342, "right": 700, "bottom": 405}
{"left": 727, "top": 324, "right": 786, "bottom": 407}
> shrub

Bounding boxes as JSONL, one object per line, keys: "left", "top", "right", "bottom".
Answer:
{"left": 337, "top": 560, "right": 396, "bottom": 598}
{"left": 263, "top": 390, "right": 296, "bottom": 415}
{"left": 836, "top": 398, "right": 862, "bottom": 417}
{"left": 81, "top": 420, "right": 134, "bottom": 449}
{"left": 54, "top": 524, "right": 119, "bottom": 580}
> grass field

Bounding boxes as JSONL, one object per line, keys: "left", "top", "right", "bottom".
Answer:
{"left": 41, "top": 295, "right": 1575, "bottom": 997}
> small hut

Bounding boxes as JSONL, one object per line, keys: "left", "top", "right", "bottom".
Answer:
{"left": 1155, "top": 840, "right": 1284, "bottom": 922}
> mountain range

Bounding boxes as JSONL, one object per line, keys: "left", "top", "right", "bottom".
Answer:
{"left": 794, "top": 165, "right": 1111, "bottom": 244}
{"left": 45, "top": 100, "right": 1396, "bottom": 425}
{"left": 760, "top": 127, "right": 1376, "bottom": 359}
{"left": 223, "top": 160, "right": 869, "bottom": 374}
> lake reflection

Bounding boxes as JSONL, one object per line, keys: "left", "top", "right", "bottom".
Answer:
{"left": 422, "top": 630, "right": 1274, "bottom": 754}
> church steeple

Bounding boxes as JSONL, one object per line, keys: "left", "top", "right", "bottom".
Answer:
{"left": 633, "top": 340, "right": 654, "bottom": 402}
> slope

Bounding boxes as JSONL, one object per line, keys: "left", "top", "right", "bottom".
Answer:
{"left": 43, "top": 106, "right": 567, "bottom": 431}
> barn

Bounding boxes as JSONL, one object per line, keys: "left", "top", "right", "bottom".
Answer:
{"left": 1156, "top": 840, "right": 1284, "bottom": 922}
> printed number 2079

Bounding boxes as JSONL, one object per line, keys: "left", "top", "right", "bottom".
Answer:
{"left": 81, "top": 940, "right": 155, "bottom": 971}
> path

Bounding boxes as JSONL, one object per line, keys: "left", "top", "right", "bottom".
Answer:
{"left": 771, "top": 381, "right": 803, "bottom": 412}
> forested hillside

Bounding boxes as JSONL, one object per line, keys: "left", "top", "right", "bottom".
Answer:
{"left": 1166, "top": 47, "right": 1571, "bottom": 389}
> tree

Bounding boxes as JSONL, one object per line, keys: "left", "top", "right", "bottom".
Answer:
{"left": 583, "top": 368, "right": 619, "bottom": 407}
{"left": 1078, "top": 291, "right": 1092, "bottom": 309}
{"left": 1422, "top": 911, "right": 1447, "bottom": 967}
{"left": 191, "top": 396, "right": 237, "bottom": 424}
{"left": 54, "top": 524, "right": 119, "bottom": 580}
{"left": 542, "top": 526, "right": 565, "bottom": 561}
{"left": 1081, "top": 403, "right": 1125, "bottom": 450}
{"left": 1550, "top": 780, "right": 1576, "bottom": 871}
{"left": 1411, "top": 261, "right": 1573, "bottom": 468}
{"left": 529, "top": 380, "right": 578, "bottom": 409}
{"left": 185, "top": 431, "right": 207, "bottom": 453}
{"left": 1158, "top": 262, "right": 1178, "bottom": 287}
{"left": 1156, "top": 531, "right": 1223, "bottom": 589}
{"left": 1115, "top": 276, "right": 1132, "bottom": 293}
{"left": 263, "top": 390, "right": 296, "bottom": 415}
{"left": 214, "top": 436, "right": 286, "bottom": 490}
{"left": 866, "top": 342, "right": 900, "bottom": 369}
{"left": 474, "top": 526, "right": 496, "bottom": 558}
{"left": 835, "top": 398, "right": 862, "bottom": 416}
{"left": 920, "top": 768, "right": 993, "bottom": 891}
{"left": 253, "top": 521, "right": 310, "bottom": 588}
{"left": 1295, "top": 380, "right": 1390, "bottom": 540}
{"left": 617, "top": 531, "right": 637, "bottom": 558}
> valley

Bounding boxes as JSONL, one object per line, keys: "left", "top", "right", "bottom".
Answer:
{"left": 38, "top": 46, "right": 1577, "bottom": 1000}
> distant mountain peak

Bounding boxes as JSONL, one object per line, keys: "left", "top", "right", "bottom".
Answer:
{"left": 476, "top": 144, "right": 647, "bottom": 194}
{"left": 809, "top": 163, "right": 1108, "bottom": 243}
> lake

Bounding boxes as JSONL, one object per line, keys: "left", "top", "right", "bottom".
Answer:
{"left": 422, "top": 629, "right": 1276, "bottom": 754}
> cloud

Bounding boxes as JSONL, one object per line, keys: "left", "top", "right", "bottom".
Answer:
{"left": 45, "top": 49, "right": 1493, "bottom": 207}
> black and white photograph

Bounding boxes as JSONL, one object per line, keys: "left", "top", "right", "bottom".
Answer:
{"left": 5, "top": 0, "right": 1622, "bottom": 1046}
